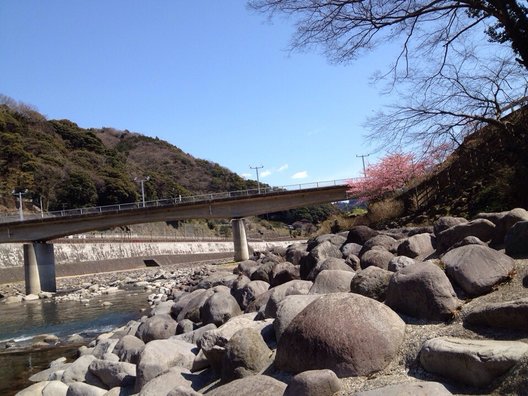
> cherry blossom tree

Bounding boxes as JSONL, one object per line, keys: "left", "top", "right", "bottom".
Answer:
{"left": 348, "top": 152, "right": 432, "bottom": 202}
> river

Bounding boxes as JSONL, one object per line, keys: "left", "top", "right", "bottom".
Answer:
{"left": 0, "top": 289, "right": 150, "bottom": 395}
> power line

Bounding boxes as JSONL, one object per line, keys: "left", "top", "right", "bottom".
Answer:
{"left": 249, "top": 165, "right": 264, "bottom": 193}
{"left": 356, "top": 154, "right": 370, "bottom": 177}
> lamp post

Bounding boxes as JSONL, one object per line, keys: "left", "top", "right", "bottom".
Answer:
{"left": 249, "top": 165, "right": 263, "bottom": 194}
{"left": 12, "top": 189, "right": 28, "bottom": 221}
{"left": 134, "top": 176, "right": 150, "bottom": 207}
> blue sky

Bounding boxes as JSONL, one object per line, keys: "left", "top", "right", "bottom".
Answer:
{"left": 0, "top": 1, "right": 394, "bottom": 187}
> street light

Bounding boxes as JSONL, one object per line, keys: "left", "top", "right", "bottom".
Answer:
{"left": 250, "top": 165, "right": 263, "bottom": 194}
{"left": 134, "top": 176, "right": 150, "bottom": 208}
{"left": 12, "top": 189, "right": 28, "bottom": 221}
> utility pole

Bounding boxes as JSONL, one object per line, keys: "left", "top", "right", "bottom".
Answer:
{"left": 249, "top": 165, "right": 264, "bottom": 193}
{"left": 12, "top": 189, "right": 28, "bottom": 221}
{"left": 356, "top": 154, "right": 370, "bottom": 177}
{"left": 134, "top": 176, "right": 150, "bottom": 207}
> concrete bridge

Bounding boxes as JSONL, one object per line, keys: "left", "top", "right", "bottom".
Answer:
{"left": 0, "top": 180, "right": 350, "bottom": 294}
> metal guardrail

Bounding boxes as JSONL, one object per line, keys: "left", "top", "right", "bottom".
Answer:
{"left": 0, "top": 179, "right": 352, "bottom": 224}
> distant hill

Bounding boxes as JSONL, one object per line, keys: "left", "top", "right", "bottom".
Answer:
{"left": 0, "top": 102, "right": 259, "bottom": 212}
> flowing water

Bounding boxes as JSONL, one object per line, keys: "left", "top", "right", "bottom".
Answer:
{"left": 0, "top": 289, "right": 150, "bottom": 395}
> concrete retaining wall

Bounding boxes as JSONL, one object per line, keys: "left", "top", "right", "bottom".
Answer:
{"left": 0, "top": 240, "right": 297, "bottom": 269}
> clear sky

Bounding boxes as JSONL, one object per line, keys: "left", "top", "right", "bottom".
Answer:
{"left": 0, "top": 1, "right": 394, "bottom": 187}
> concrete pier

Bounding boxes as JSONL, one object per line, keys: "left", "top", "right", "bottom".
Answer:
{"left": 231, "top": 219, "right": 249, "bottom": 261}
{"left": 23, "top": 242, "right": 56, "bottom": 294}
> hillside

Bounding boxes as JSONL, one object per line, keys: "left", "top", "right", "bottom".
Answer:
{"left": 0, "top": 103, "right": 259, "bottom": 212}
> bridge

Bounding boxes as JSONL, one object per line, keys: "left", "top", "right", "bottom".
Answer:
{"left": 0, "top": 180, "right": 351, "bottom": 294}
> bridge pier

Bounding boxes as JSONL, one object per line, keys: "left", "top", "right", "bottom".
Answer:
{"left": 23, "top": 242, "right": 56, "bottom": 294}
{"left": 231, "top": 218, "right": 249, "bottom": 262}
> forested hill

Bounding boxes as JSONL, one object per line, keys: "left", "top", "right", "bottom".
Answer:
{"left": 0, "top": 103, "right": 259, "bottom": 212}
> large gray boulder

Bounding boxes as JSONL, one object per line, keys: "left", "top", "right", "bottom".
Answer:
{"left": 354, "top": 381, "right": 453, "bottom": 395}
{"left": 464, "top": 298, "right": 528, "bottom": 331}
{"left": 307, "top": 233, "right": 347, "bottom": 250}
{"left": 238, "top": 281, "right": 270, "bottom": 310}
{"left": 309, "top": 270, "right": 355, "bottom": 294}
{"left": 350, "top": 266, "right": 392, "bottom": 301}
{"left": 283, "top": 369, "right": 342, "bottom": 396}
{"left": 65, "top": 382, "right": 107, "bottom": 396}
{"left": 433, "top": 216, "right": 468, "bottom": 235}
{"left": 360, "top": 249, "right": 395, "bottom": 270}
{"left": 345, "top": 226, "right": 379, "bottom": 245}
{"left": 387, "top": 256, "right": 416, "bottom": 272}
{"left": 233, "top": 260, "right": 259, "bottom": 278}
{"left": 478, "top": 208, "right": 528, "bottom": 245}
{"left": 397, "top": 233, "right": 434, "bottom": 259}
{"left": 135, "top": 314, "right": 178, "bottom": 343}
{"left": 270, "top": 262, "right": 299, "bottom": 287}
{"left": 250, "top": 261, "right": 275, "bottom": 283}
{"left": 113, "top": 335, "right": 144, "bottom": 364}
{"left": 197, "top": 313, "right": 273, "bottom": 373}
{"left": 172, "top": 323, "right": 217, "bottom": 345}
{"left": 177, "top": 289, "right": 215, "bottom": 323}
{"left": 138, "top": 367, "right": 192, "bottom": 396}
{"left": 341, "top": 242, "right": 362, "bottom": 258}
{"left": 420, "top": 337, "right": 528, "bottom": 387}
{"left": 285, "top": 243, "right": 308, "bottom": 266}
{"left": 442, "top": 245, "right": 515, "bottom": 297}
{"left": 360, "top": 235, "right": 398, "bottom": 255}
{"left": 300, "top": 241, "right": 342, "bottom": 280}
{"left": 385, "top": 261, "right": 461, "bottom": 321}
{"left": 170, "top": 290, "right": 208, "bottom": 319}
{"left": 221, "top": 327, "right": 272, "bottom": 382}
{"left": 92, "top": 338, "right": 119, "bottom": 359}
{"left": 263, "top": 280, "right": 313, "bottom": 318}
{"left": 42, "top": 381, "right": 69, "bottom": 396}
{"left": 206, "top": 375, "right": 287, "bottom": 396}
{"left": 135, "top": 339, "right": 197, "bottom": 390}
{"left": 201, "top": 292, "right": 242, "bottom": 327}
{"left": 436, "top": 219, "right": 496, "bottom": 252}
{"left": 62, "top": 355, "right": 98, "bottom": 385}
{"left": 505, "top": 221, "right": 528, "bottom": 256}
{"left": 307, "top": 257, "right": 353, "bottom": 281}
{"left": 88, "top": 359, "right": 136, "bottom": 389}
{"left": 274, "top": 294, "right": 322, "bottom": 341}
{"left": 275, "top": 293, "right": 405, "bottom": 377}
{"left": 194, "top": 273, "right": 238, "bottom": 290}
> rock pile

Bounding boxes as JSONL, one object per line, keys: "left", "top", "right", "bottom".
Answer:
{"left": 13, "top": 208, "right": 528, "bottom": 395}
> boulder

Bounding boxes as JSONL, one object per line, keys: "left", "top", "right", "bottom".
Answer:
{"left": 238, "top": 280, "right": 270, "bottom": 310}
{"left": 149, "top": 300, "right": 174, "bottom": 316}
{"left": 138, "top": 366, "right": 192, "bottom": 396}
{"left": 29, "top": 363, "right": 71, "bottom": 382}
{"left": 442, "top": 245, "right": 515, "bottom": 297}
{"left": 135, "top": 314, "right": 178, "bottom": 343}
{"left": 197, "top": 313, "right": 272, "bottom": 373}
{"left": 263, "top": 280, "right": 313, "bottom": 318}
{"left": 385, "top": 261, "right": 461, "bottom": 321}
{"left": 360, "top": 249, "right": 394, "bottom": 270}
{"left": 88, "top": 359, "right": 136, "bottom": 389}
{"left": 341, "top": 242, "right": 362, "bottom": 258}
{"left": 270, "top": 262, "right": 299, "bottom": 286}
{"left": 206, "top": 375, "right": 287, "bottom": 396}
{"left": 433, "top": 216, "right": 468, "bottom": 235}
{"left": 65, "top": 382, "right": 107, "bottom": 396}
{"left": 233, "top": 260, "right": 259, "bottom": 278}
{"left": 505, "top": 221, "right": 528, "bottom": 256}
{"left": 244, "top": 289, "right": 273, "bottom": 314}
{"left": 350, "top": 266, "right": 392, "bottom": 301}
{"left": 92, "top": 338, "right": 119, "bottom": 360}
{"left": 307, "top": 257, "right": 353, "bottom": 281}
{"left": 167, "top": 386, "right": 202, "bottom": 396}
{"left": 135, "top": 339, "right": 197, "bottom": 390}
{"left": 478, "top": 208, "right": 528, "bottom": 245}
{"left": 15, "top": 381, "right": 50, "bottom": 396}
{"left": 113, "top": 335, "right": 144, "bottom": 364}
{"left": 345, "top": 254, "right": 361, "bottom": 271}
{"left": 250, "top": 261, "right": 275, "bottom": 283}
{"left": 221, "top": 327, "right": 272, "bottom": 382}
{"left": 360, "top": 235, "right": 398, "bottom": 255}
{"left": 172, "top": 323, "right": 217, "bottom": 345}
{"left": 397, "top": 233, "right": 434, "bottom": 259}
{"left": 285, "top": 243, "right": 308, "bottom": 266}
{"left": 41, "top": 381, "right": 69, "bottom": 396}
{"left": 275, "top": 293, "right": 405, "bottom": 377}
{"left": 201, "top": 292, "right": 242, "bottom": 327}
{"left": 176, "top": 319, "right": 196, "bottom": 335}
{"left": 170, "top": 290, "right": 208, "bottom": 319}
{"left": 387, "top": 256, "right": 416, "bottom": 272}
{"left": 309, "top": 270, "right": 355, "bottom": 294}
{"left": 274, "top": 294, "right": 321, "bottom": 341}
{"left": 464, "top": 298, "right": 528, "bottom": 331}
{"left": 307, "top": 234, "right": 347, "bottom": 251}
{"left": 300, "top": 241, "right": 342, "bottom": 280}
{"left": 345, "top": 226, "right": 379, "bottom": 245}
{"left": 194, "top": 273, "right": 238, "bottom": 290}
{"left": 177, "top": 289, "right": 215, "bottom": 323}
{"left": 62, "top": 355, "right": 98, "bottom": 385}
{"left": 436, "top": 219, "right": 496, "bottom": 252}
{"left": 354, "top": 381, "right": 453, "bottom": 395}
{"left": 448, "top": 236, "right": 487, "bottom": 251}
{"left": 283, "top": 369, "right": 342, "bottom": 396}
{"left": 420, "top": 337, "right": 528, "bottom": 387}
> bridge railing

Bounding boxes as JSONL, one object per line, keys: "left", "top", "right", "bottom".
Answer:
{"left": 0, "top": 178, "right": 352, "bottom": 224}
